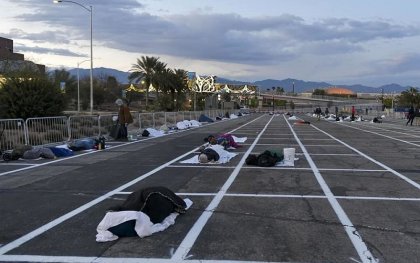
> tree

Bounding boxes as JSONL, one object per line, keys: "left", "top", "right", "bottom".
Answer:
{"left": 129, "top": 56, "right": 161, "bottom": 109}
{"left": 49, "top": 68, "right": 77, "bottom": 110}
{"left": 313, "top": 89, "right": 326, "bottom": 95}
{"left": 104, "top": 76, "right": 120, "bottom": 102}
{"left": 276, "top": 87, "right": 285, "bottom": 94}
{"left": 0, "top": 77, "right": 66, "bottom": 118}
{"left": 152, "top": 61, "right": 167, "bottom": 102}
{"left": 155, "top": 67, "right": 174, "bottom": 110}
{"left": 156, "top": 68, "right": 188, "bottom": 111}
{"left": 289, "top": 100, "right": 295, "bottom": 110}
{"left": 398, "top": 87, "right": 419, "bottom": 107}
{"left": 172, "top": 69, "right": 189, "bottom": 111}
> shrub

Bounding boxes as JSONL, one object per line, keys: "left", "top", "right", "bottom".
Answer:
{"left": 0, "top": 77, "right": 66, "bottom": 119}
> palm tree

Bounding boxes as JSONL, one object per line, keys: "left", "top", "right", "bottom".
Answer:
{"left": 400, "top": 87, "right": 419, "bottom": 107}
{"left": 129, "top": 56, "right": 160, "bottom": 109}
{"left": 172, "top": 69, "right": 188, "bottom": 110}
{"left": 163, "top": 68, "right": 176, "bottom": 110}
{"left": 156, "top": 68, "right": 188, "bottom": 111}
{"left": 152, "top": 61, "right": 168, "bottom": 102}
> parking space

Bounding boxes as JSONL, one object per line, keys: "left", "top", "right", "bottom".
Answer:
{"left": 0, "top": 113, "right": 420, "bottom": 263}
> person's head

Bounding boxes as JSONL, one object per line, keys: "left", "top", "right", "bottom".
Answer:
{"left": 204, "top": 135, "right": 216, "bottom": 144}
{"left": 198, "top": 153, "right": 209, "bottom": 163}
{"left": 115, "top": 99, "right": 124, "bottom": 106}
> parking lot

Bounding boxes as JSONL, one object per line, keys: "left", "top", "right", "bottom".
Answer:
{"left": 0, "top": 113, "right": 419, "bottom": 263}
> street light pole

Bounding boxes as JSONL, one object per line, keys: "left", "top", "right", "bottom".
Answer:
{"left": 53, "top": 0, "right": 93, "bottom": 114}
{"left": 292, "top": 81, "right": 295, "bottom": 95}
{"left": 272, "top": 93, "right": 275, "bottom": 112}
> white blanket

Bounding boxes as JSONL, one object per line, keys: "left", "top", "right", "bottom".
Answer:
{"left": 176, "top": 120, "right": 202, "bottom": 130}
{"left": 176, "top": 121, "right": 190, "bottom": 130}
{"left": 180, "top": 145, "right": 237, "bottom": 164}
{"left": 96, "top": 198, "right": 193, "bottom": 242}
{"left": 146, "top": 128, "right": 165, "bottom": 137}
{"left": 275, "top": 157, "right": 299, "bottom": 167}
{"left": 189, "top": 120, "right": 201, "bottom": 127}
{"left": 232, "top": 136, "right": 247, "bottom": 143}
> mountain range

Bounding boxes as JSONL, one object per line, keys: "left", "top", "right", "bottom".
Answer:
{"left": 69, "top": 67, "right": 410, "bottom": 94}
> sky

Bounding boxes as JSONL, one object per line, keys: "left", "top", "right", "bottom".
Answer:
{"left": 1, "top": 0, "right": 420, "bottom": 87}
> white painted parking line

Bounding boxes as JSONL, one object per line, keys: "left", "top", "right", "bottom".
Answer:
{"left": 311, "top": 125, "right": 420, "bottom": 191}
{"left": 0, "top": 146, "right": 202, "bottom": 255}
{"left": 302, "top": 144, "right": 346, "bottom": 147}
{"left": 302, "top": 153, "right": 359, "bottom": 156}
{"left": 0, "top": 254, "right": 296, "bottom": 263}
{"left": 318, "top": 168, "right": 387, "bottom": 172}
{"left": 116, "top": 191, "right": 420, "bottom": 202}
{"left": 299, "top": 138, "right": 335, "bottom": 140}
{"left": 351, "top": 122, "right": 420, "bottom": 138}
{"left": 171, "top": 116, "right": 275, "bottom": 260}
{"left": 0, "top": 114, "right": 267, "bottom": 257}
{"left": 240, "top": 167, "right": 313, "bottom": 170}
{"left": 168, "top": 165, "right": 237, "bottom": 169}
{"left": 284, "top": 116, "right": 378, "bottom": 263}
{"left": 0, "top": 163, "right": 36, "bottom": 166}
{"left": 338, "top": 123, "right": 420, "bottom": 147}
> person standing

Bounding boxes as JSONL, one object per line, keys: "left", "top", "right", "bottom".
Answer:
{"left": 406, "top": 106, "right": 415, "bottom": 126}
{"left": 115, "top": 99, "right": 133, "bottom": 139}
{"left": 315, "top": 107, "right": 321, "bottom": 120}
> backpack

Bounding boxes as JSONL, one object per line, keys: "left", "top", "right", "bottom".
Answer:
{"left": 142, "top": 129, "right": 150, "bottom": 137}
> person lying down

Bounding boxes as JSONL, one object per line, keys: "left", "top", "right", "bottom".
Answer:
{"left": 204, "top": 134, "right": 247, "bottom": 149}
{"left": 180, "top": 144, "right": 237, "bottom": 164}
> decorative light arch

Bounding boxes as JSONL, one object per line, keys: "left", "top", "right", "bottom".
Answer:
{"left": 193, "top": 74, "right": 216, "bottom": 93}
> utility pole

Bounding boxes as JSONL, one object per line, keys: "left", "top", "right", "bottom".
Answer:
{"left": 292, "top": 81, "right": 295, "bottom": 95}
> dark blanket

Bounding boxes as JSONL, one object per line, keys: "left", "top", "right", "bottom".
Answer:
{"left": 109, "top": 186, "right": 187, "bottom": 224}
{"left": 198, "top": 114, "right": 214, "bottom": 123}
{"left": 246, "top": 150, "right": 284, "bottom": 167}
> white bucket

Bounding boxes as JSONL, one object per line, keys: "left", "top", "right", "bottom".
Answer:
{"left": 283, "top": 148, "right": 295, "bottom": 165}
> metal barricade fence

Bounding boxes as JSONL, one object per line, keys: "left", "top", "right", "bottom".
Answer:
{"left": 139, "top": 113, "right": 155, "bottom": 130}
{"left": 190, "top": 111, "right": 198, "bottom": 121}
{"left": 25, "top": 116, "right": 68, "bottom": 146}
{"left": 68, "top": 115, "right": 100, "bottom": 140}
{"left": 192, "top": 111, "right": 201, "bottom": 121}
{"left": 127, "top": 111, "right": 138, "bottom": 129}
{"left": 165, "top": 112, "right": 177, "bottom": 126}
{"left": 98, "top": 114, "right": 116, "bottom": 137}
{"left": 1, "top": 109, "right": 246, "bottom": 150}
{"left": 154, "top": 112, "right": 166, "bottom": 128}
{"left": 175, "top": 112, "right": 184, "bottom": 123}
{"left": 0, "top": 119, "right": 26, "bottom": 151}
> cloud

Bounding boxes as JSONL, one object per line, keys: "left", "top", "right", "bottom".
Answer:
{"left": 12, "top": 2, "right": 420, "bottom": 64}
{"left": 6, "top": 1, "right": 420, "bottom": 85}
{"left": 370, "top": 53, "right": 420, "bottom": 75}
{"left": 5, "top": 28, "right": 71, "bottom": 44}
{"left": 14, "top": 44, "right": 86, "bottom": 57}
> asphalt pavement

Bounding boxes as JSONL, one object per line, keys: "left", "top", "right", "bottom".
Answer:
{"left": 0, "top": 113, "right": 419, "bottom": 263}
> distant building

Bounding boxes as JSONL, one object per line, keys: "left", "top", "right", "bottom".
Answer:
{"left": 0, "top": 37, "right": 45, "bottom": 75}
{"left": 325, "top": 86, "right": 356, "bottom": 96}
